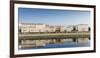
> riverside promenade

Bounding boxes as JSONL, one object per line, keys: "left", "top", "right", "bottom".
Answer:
{"left": 19, "top": 32, "right": 90, "bottom": 40}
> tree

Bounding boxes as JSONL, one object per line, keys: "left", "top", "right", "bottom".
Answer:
{"left": 88, "top": 27, "right": 90, "bottom": 31}
{"left": 72, "top": 26, "right": 77, "bottom": 32}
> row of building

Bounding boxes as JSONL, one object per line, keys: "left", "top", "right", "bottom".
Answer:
{"left": 19, "top": 23, "right": 90, "bottom": 33}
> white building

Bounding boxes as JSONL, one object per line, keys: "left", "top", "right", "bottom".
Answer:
{"left": 60, "top": 26, "right": 66, "bottom": 32}
{"left": 76, "top": 24, "right": 89, "bottom": 32}
{"left": 66, "top": 26, "right": 74, "bottom": 32}
{"left": 19, "top": 23, "right": 89, "bottom": 33}
{"left": 19, "top": 23, "right": 48, "bottom": 32}
{"left": 19, "top": 23, "right": 57, "bottom": 33}
{"left": 47, "top": 26, "right": 56, "bottom": 32}
{"left": 66, "top": 24, "right": 89, "bottom": 32}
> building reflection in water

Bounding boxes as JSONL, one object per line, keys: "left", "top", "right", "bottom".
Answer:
{"left": 18, "top": 37, "right": 90, "bottom": 49}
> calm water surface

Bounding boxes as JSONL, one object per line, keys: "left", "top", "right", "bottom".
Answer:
{"left": 19, "top": 38, "right": 90, "bottom": 50}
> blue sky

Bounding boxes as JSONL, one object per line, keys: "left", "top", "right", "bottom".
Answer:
{"left": 18, "top": 8, "right": 90, "bottom": 26}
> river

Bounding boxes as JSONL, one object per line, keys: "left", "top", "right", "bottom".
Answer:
{"left": 19, "top": 37, "right": 90, "bottom": 50}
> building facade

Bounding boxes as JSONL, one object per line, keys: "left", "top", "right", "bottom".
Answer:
{"left": 19, "top": 23, "right": 89, "bottom": 33}
{"left": 76, "top": 24, "right": 89, "bottom": 32}
{"left": 19, "top": 23, "right": 57, "bottom": 33}
{"left": 19, "top": 23, "right": 47, "bottom": 32}
{"left": 66, "top": 26, "right": 74, "bottom": 32}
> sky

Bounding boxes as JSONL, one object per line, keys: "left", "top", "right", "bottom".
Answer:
{"left": 18, "top": 8, "right": 90, "bottom": 26}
